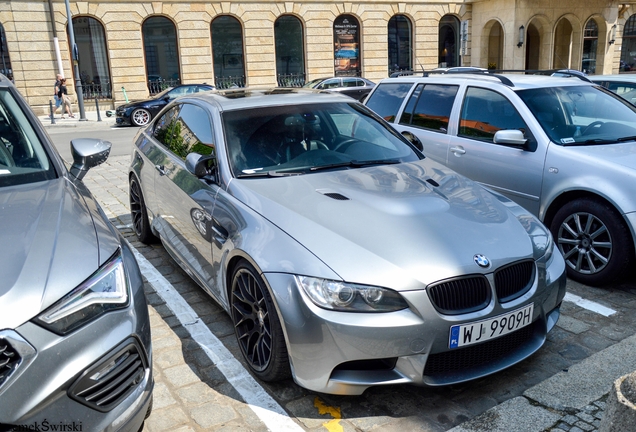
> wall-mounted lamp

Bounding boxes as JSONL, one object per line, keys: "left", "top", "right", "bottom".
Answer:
{"left": 609, "top": 24, "right": 617, "bottom": 45}
{"left": 517, "top": 25, "right": 525, "bottom": 48}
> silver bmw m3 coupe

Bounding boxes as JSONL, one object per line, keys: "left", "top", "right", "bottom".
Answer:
{"left": 129, "top": 88, "right": 566, "bottom": 395}
{"left": 0, "top": 74, "right": 153, "bottom": 430}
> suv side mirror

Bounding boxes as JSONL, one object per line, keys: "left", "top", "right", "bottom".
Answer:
{"left": 186, "top": 152, "right": 217, "bottom": 181}
{"left": 69, "top": 138, "right": 112, "bottom": 181}
{"left": 493, "top": 130, "right": 527, "bottom": 147}
{"left": 401, "top": 131, "right": 424, "bottom": 152}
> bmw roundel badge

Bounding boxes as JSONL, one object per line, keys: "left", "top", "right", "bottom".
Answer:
{"left": 474, "top": 254, "right": 490, "bottom": 268}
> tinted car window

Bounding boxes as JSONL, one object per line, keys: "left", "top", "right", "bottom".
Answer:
{"left": 365, "top": 82, "right": 414, "bottom": 122}
{"left": 0, "top": 88, "right": 55, "bottom": 187}
{"left": 399, "top": 84, "right": 458, "bottom": 133}
{"left": 459, "top": 87, "right": 528, "bottom": 142}
{"left": 177, "top": 104, "right": 215, "bottom": 156}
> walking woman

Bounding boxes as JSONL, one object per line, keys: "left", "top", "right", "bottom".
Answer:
{"left": 57, "top": 78, "right": 75, "bottom": 118}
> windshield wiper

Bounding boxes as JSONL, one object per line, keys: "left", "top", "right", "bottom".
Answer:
{"left": 310, "top": 159, "right": 401, "bottom": 172}
{"left": 236, "top": 170, "right": 302, "bottom": 178}
{"left": 617, "top": 135, "right": 636, "bottom": 142}
{"left": 562, "top": 138, "right": 617, "bottom": 146}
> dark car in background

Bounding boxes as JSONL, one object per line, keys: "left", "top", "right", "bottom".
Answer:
{"left": 302, "top": 76, "right": 375, "bottom": 101}
{"left": 116, "top": 83, "right": 215, "bottom": 126}
{"left": 589, "top": 74, "right": 636, "bottom": 105}
{"left": 0, "top": 74, "right": 153, "bottom": 430}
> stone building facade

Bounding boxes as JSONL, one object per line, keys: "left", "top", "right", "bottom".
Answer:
{"left": 0, "top": 0, "right": 633, "bottom": 115}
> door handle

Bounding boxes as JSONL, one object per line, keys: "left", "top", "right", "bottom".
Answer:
{"left": 450, "top": 146, "right": 466, "bottom": 156}
{"left": 155, "top": 165, "right": 168, "bottom": 176}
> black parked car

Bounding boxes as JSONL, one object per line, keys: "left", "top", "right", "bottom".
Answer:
{"left": 116, "top": 83, "right": 215, "bottom": 126}
{"left": 302, "top": 77, "right": 375, "bottom": 101}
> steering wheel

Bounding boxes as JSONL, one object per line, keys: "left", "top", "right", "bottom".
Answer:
{"left": 333, "top": 138, "right": 358, "bottom": 153}
{"left": 582, "top": 121, "right": 604, "bottom": 135}
{"left": 309, "top": 140, "right": 329, "bottom": 151}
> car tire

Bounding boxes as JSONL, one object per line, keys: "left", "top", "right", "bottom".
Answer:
{"left": 230, "top": 259, "right": 291, "bottom": 382}
{"left": 550, "top": 198, "right": 632, "bottom": 286}
{"left": 129, "top": 175, "right": 157, "bottom": 244}
{"left": 131, "top": 108, "right": 151, "bottom": 127}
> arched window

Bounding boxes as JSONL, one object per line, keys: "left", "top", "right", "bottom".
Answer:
{"left": 143, "top": 16, "right": 181, "bottom": 94}
{"left": 487, "top": 21, "right": 503, "bottom": 70}
{"left": 621, "top": 15, "right": 636, "bottom": 72}
{"left": 439, "top": 15, "right": 460, "bottom": 68}
{"left": 275, "top": 15, "right": 305, "bottom": 87}
{"left": 582, "top": 19, "right": 598, "bottom": 74}
{"left": 0, "top": 23, "right": 12, "bottom": 81}
{"left": 388, "top": 15, "right": 412, "bottom": 75}
{"left": 72, "top": 17, "right": 111, "bottom": 98}
{"left": 334, "top": 14, "right": 361, "bottom": 77}
{"left": 211, "top": 16, "right": 245, "bottom": 89}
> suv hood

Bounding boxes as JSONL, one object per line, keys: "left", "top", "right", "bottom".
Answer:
{"left": 0, "top": 178, "right": 113, "bottom": 329}
{"left": 230, "top": 160, "right": 536, "bottom": 290}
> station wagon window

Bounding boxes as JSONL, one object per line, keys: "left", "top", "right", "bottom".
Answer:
{"left": 398, "top": 84, "right": 458, "bottom": 133}
{"left": 364, "top": 82, "right": 414, "bottom": 122}
{"left": 459, "top": 87, "right": 528, "bottom": 143}
{"left": 154, "top": 104, "right": 215, "bottom": 159}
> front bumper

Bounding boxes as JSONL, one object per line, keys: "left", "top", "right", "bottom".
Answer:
{"left": 266, "top": 252, "right": 566, "bottom": 395}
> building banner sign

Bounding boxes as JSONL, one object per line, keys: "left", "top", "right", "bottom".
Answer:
{"left": 334, "top": 15, "right": 360, "bottom": 77}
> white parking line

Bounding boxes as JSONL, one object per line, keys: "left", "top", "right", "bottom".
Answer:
{"left": 129, "top": 243, "right": 304, "bottom": 432}
{"left": 563, "top": 292, "right": 616, "bottom": 317}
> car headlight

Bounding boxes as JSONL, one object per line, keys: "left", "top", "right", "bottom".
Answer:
{"left": 34, "top": 250, "right": 129, "bottom": 335}
{"left": 296, "top": 276, "right": 408, "bottom": 312}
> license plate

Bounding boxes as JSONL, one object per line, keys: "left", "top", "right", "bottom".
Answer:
{"left": 448, "top": 303, "right": 534, "bottom": 349}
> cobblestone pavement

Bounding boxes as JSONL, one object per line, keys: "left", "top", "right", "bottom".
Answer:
{"left": 77, "top": 151, "right": 636, "bottom": 432}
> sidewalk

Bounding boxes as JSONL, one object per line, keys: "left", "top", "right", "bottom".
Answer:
{"left": 39, "top": 109, "right": 117, "bottom": 129}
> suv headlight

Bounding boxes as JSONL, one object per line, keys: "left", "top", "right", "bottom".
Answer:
{"left": 296, "top": 276, "right": 408, "bottom": 312}
{"left": 34, "top": 250, "right": 129, "bottom": 335}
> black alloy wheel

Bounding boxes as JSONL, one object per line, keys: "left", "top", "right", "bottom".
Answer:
{"left": 230, "top": 260, "right": 290, "bottom": 382}
{"left": 551, "top": 198, "right": 632, "bottom": 286}
{"left": 129, "top": 175, "right": 157, "bottom": 244}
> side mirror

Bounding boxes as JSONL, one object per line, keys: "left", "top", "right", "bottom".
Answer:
{"left": 186, "top": 152, "right": 217, "bottom": 180}
{"left": 493, "top": 129, "right": 527, "bottom": 147}
{"left": 69, "top": 138, "right": 112, "bottom": 181}
{"left": 401, "top": 131, "right": 424, "bottom": 152}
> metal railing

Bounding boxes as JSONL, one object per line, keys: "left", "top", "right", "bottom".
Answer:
{"left": 276, "top": 73, "right": 306, "bottom": 87}
{"left": 80, "top": 81, "right": 112, "bottom": 100}
{"left": 214, "top": 76, "right": 246, "bottom": 89}
{"left": 148, "top": 78, "right": 181, "bottom": 95}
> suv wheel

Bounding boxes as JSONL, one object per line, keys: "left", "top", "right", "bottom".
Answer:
{"left": 550, "top": 198, "right": 632, "bottom": 286}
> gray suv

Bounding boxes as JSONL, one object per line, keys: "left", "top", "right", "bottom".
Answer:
{"left": 0, "top": 74, "right": 153, "bottom": 430}
{"left": 365, "top": 73, "right": 636, "bottom": 286}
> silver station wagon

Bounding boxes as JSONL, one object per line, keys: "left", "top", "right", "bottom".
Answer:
{"left": 366, "top": 73, "right": 636, "bottom": 286}
{"left": 129, "top": 88, "right": 565, "bottom": 395}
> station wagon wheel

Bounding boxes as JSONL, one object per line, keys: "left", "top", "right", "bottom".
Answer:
{"left": 129, "top": 175, "right": 157, "bottom": 244}
{"left": 131, "top": 108, "right": 151, "bottom": 126}
{"left": 550, "top": 198, "right": 632, "bottom": 286}
{"left": 230, "top": 260, "right": 290, "bottom": 382}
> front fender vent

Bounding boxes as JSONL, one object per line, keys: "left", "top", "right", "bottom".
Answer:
{"left": 0, "top": 339, "right": 20, "bottom": 388}
{"left": 69, "top": 339, "right": 148, "bottom": 412}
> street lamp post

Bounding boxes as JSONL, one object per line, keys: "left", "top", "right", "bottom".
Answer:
{"left": 64, "top": 0, "right": 86, "bottom": 121}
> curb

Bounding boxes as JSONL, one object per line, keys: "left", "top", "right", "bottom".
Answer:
{"left": 38, "top": 111, "right": 117, "bottom": 129}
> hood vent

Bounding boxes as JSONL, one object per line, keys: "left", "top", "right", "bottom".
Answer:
{"left": 317, "top": 190, "right": 350, "bottom": 201}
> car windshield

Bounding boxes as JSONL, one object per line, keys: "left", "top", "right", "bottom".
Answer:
{"left": 517, "top": 85, "right": 636, "bottom": 145}
{"left": 222, "top": 102, "right": 421, "bottom": 177}
{"left": 302, "top": 79, "right": 324, "bottom": 89}
{"left": 0, "top": 88, "right": 55, "bottom": 187}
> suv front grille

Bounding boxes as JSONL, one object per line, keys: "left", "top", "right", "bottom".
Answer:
{"left": 495, "top": 260, "right": 535, "bottom": 302}
{"left": 0, "top": 338, "right": 21, "bottom": 388}
{"left": 427, "top": 275, "right": 491, "bottom": 315}
{"left": 69, "top": 339, "right": 148, "bottom": 412}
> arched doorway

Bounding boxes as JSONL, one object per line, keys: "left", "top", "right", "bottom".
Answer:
{"left": 582, "top": 19, "right": 599, "bottom": 74}
{"left": 72, "top": 16, "right": 112, "bottom": 99}
{"left": 333, "top": 14, "right": 361, "bottom": 77}
{"left": 388, "top": 15, "right": 412, "bottom": 75}
{"left": 142, "top": 16, "right": 181, "bottom": 94}
{"left": 487, "top": 21, "right": 504, "bottom": 70}
{"left": 0, "top": 23, "right": 12, "bottom": 81}
{"left": 621, "top": 15, "right": 636, "bottom": 72}
{"left": 211, "top": 16, "right": 246, "bottom": 88}
{"left": 553, "top": 18, "right": 573, "bottom": 69}
{"left": 526, "top": 22, "right": 541, "bottom": 70}
{"left": 275, "top": 15, "right": 305, "bottom": 86}
{"left": 439, "top": 15, "right": 460, "bottom": 68}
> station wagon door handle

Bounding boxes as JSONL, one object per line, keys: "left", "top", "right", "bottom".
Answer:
{"left": 155, "top": 164, "right": 168, "bottom": 176}
{"left": 450, "top": 146, "right": 466, "bottom": 156}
